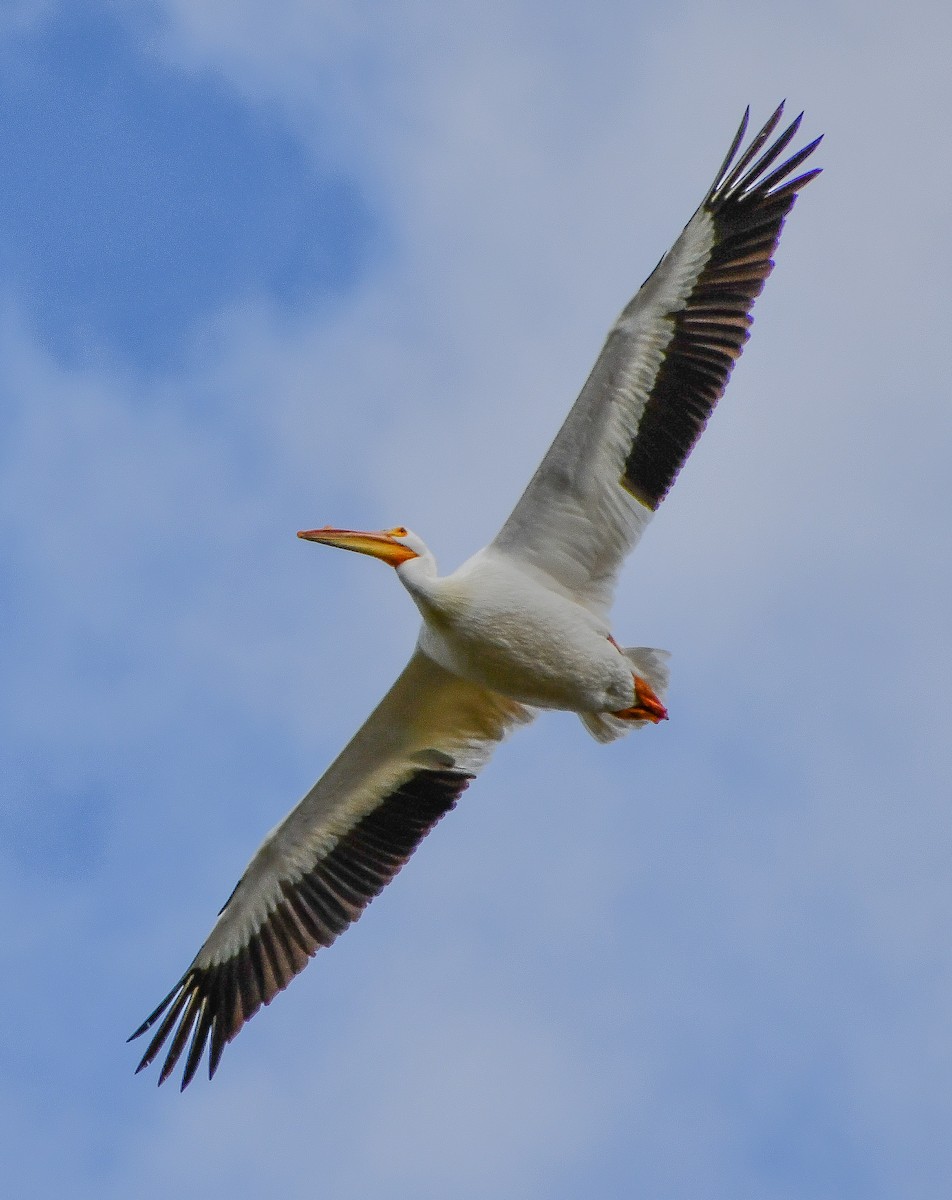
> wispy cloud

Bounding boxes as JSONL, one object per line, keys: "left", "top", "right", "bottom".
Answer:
{"left": 2, "top": 1, "right": 951, "bottom": 1197}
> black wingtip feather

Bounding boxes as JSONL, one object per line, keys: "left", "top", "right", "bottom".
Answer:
{"left": 127, "top": 977, "right": 184, "bottom": 1043}
{"left": 622, "top": 104, "right": 821, "bottom": 510}
{"left": 713, "top": 101, "right": 787, "bottom": 199}
{"left": 131, "top": 766, "right": 473, "bottom": 1089}
{"left": 727, "top": 111, "right": 803, "bottom": 199}
{"left": 710, "top": 105, "right": 751, "bottom": 195}
{"left": 180, "top": 995, "right": 215, "bottom": 1091}
{"left": 746, "top": 134, "right": 824, "bottom": 199}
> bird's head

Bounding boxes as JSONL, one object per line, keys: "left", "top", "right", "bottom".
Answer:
{"left": 296, "top": 525, "right": 427, "bottom": 568}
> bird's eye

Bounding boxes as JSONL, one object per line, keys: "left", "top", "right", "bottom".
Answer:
{"left": 388, "top": 526, "right": 408, "bottom": 538}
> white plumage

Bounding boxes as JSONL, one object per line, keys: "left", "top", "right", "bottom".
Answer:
{"left": 406, "top": 541, "right": 640, "bottom": 715}
{"left": 131, "top": 104, "right": 820, "bottom": 1089}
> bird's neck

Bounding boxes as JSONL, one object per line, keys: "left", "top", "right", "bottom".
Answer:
{"left": 395, "top": 552, "right": 442, "bottom": 614}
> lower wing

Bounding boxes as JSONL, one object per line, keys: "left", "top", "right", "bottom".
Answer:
{"left": 129, "top": 650, "right": 533, "bottom": 1090}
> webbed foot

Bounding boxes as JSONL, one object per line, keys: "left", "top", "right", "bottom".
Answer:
{"left": 612, "top": 675, "right": 668, "bottom": 724}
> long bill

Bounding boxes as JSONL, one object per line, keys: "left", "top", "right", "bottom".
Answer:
{"left": 297, "top": 526, "right": 418, "bottom": 566}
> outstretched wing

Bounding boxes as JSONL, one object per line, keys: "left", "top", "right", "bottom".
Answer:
{"left": 130, "top": 651, "right": 532, "bottom": 1090}
{"left": 491, "top": 103, "right": 821, "bottom": 616}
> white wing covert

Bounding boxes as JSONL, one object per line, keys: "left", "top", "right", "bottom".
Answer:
{"left": 491, "top": 104, "right": 821, "bottom": 616}
{"left": 129, "top": 651, "right": 532, "bottom": 1089}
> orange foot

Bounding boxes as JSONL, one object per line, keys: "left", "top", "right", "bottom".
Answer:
{"left": 612, "top": 675, "right": 668, "bottom": 724}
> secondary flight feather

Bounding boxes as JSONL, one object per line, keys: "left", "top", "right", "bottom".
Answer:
{"left": 130, "top": 103, "right": 821, "bottom": 1089}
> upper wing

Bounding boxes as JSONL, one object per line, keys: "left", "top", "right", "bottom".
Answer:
{"left": 129, "top": 651, "right": 533, "bottom": 1090}
{"left": 491, "top": 104, "right": 821, "bottom": 616}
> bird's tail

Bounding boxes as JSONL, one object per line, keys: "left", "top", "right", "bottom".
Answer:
{"left": 579, "top": 647, "right": 671, "bottom": 744}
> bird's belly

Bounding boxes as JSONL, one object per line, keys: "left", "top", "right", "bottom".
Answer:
{"left": 417, "top": 598, "right": 633, "bottom": 713}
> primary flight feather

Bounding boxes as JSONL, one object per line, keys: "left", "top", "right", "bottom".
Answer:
{"left": 131, "top": 103, "right": 821, "bottom": 1089}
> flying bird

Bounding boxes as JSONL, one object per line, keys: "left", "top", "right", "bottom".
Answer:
{"left": 131, "top": 103, "right": 821, "bottom": 1089}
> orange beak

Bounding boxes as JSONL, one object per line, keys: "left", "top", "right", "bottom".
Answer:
{"left": 296, "top": 526, "right": 418, "bottom": 567}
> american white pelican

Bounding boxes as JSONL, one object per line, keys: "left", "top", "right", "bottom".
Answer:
{"left": 131, "top": 104, "right": 820, "bottom": 1088}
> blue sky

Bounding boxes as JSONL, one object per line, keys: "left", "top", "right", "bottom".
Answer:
{"left": 3, "top": 1, "right": 951, "bottom": 1196}
{"left": 0, "top": 7, "right": 373, "bottom": 368}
